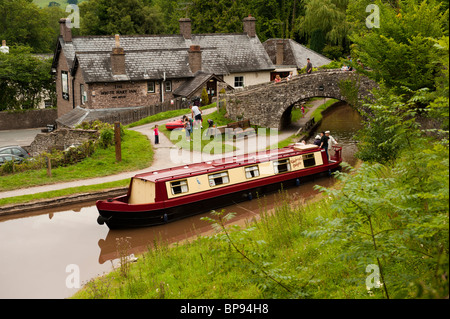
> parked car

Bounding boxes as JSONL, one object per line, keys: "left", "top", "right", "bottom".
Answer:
{"left": 0, "top": 145, "right": 31, "bottom": 158}
{"left": 165, "top": 119, "right": 185, "bottom": 130}
{"left": 0, "top": 154, "right": 25, "bottom": 166}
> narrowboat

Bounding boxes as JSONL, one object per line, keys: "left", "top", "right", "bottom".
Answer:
{"left": 96, "top": 144, "right": 342, "bottom": 229}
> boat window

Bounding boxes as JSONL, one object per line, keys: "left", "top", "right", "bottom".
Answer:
{"left": 273, "top": 159, "right": 291, "bottom": 174}
{"left": 171, "top": 180, "right": 189, "bottom": 195}
{"left": 303, "top": 153, "right": 316, "bottom": 168}
{"left": 245, "top": 165, "right": 260, "bottom": 179}
{"left": 209, "top": 171, "right": 229, "bottom": 187}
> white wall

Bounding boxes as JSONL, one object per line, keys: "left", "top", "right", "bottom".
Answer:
{"left": 223, "top": 71, "right": 272, "bottom": 88}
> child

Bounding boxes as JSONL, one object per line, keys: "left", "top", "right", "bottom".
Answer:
{"left": 153, "top": 125, "right": 159, "bottom": 144}
{"left": 184, "top": 117, "right": 191, "bottom": 141}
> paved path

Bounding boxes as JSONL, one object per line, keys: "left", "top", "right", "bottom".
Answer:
{"left": 0, "top": 100, "right": 326, "bottom": 200}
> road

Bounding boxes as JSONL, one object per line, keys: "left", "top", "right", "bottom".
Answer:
{"left": 0, "top": 128, "right": 44, "bottom": 148}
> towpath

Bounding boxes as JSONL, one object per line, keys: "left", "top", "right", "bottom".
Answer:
{"left": 0, "top": 99, "right": 326, "bottom": 200}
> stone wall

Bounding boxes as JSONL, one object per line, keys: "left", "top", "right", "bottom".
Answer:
{"left": 224, "top": 69, "right": 378, "bottom": 129}
{"left": 26, "top": 128, "right": 98, "bottom": 156}
{"left": 0, "top": 108, "right": 57, "bottom": 130}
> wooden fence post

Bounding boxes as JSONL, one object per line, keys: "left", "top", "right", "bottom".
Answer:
{"left": 114, "top": 121, "right": 122, "bottom": 162}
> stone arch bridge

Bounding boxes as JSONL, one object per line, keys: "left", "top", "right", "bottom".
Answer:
{"left": 224, "top": 70, "right": 378, "bottom": 129}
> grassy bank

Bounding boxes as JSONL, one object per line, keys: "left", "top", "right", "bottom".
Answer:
{"left": 74, "top": 191, "right": 372, "bottom": 299}
{"left": 0, "top": 129, "right": 152, "bottom": 192}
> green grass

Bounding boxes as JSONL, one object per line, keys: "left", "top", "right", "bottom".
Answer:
{"left": 0, "top": 129, "right": 153, "bottom": 192}
{"left": 311, "top": 99, "right": 339, "bottom": 122}
{"left": 33, "top": 0, "right": 87, "bottom": 8}
{"left": 160, "top": 106, "right": 236, "bottom": 154}
{"left": 0, "top": 179, "right": 129, "bottom": 206}
{"left": 71, "top": 191, "right": 379, "bottom": 299}
{"left": 125, "top": 104, "right": 216, "bottom": 129}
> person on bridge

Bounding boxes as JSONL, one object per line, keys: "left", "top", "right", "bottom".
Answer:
{"left": 306, "top": 58, "right": 313, "bottom": 74}
{"left": 286, "top": 71, "right": 293, "bottom": 81}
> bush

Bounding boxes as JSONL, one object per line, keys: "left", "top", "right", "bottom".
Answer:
{"left": 201, "top": 87, "right": 209, "bottom": 106}
{"left": 322, "top": 45, "right": 344, "bottom": 60}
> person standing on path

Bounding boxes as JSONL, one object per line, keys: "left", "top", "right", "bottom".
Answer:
{"left": 191, "top": 104, "right": 203, "bottom": 129}
{"left": 306, "top": 58, "right": 313, "bottom": 74}
{"left": 153, "top": 125, "right": 159, "bottom": 144}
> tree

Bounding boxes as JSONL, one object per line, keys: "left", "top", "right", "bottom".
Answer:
{"left": 0, "top": 45, "right": 55, "bottom": 110}
{"left": 297, "top": 0, "right": 350, "bottom": 52}
{"left": 0, "top": 0, "right": 64, "bottom": 53}
{"left": 348, "top": 0, "right": 449, "bottom": 96}
{"left": 78, "top": 0, "right": 165, "bottom": 35}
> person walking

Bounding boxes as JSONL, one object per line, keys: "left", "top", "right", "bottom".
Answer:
{"left": 306, "top": 58, "right": 313, "bottom": 74}
{"left": 153, "top": 125, "right": 159, "bottom": 145}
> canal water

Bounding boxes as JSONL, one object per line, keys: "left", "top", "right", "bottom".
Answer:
{"left": 0, "top": 103, "right": 363, "bottom": 299}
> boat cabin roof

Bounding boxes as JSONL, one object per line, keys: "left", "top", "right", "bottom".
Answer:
{"left": 134, "top": 144, "right": 320, "bottom": 183}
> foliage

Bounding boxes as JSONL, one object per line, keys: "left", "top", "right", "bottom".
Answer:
{"left": 0, "top": 0, "right": 65, "bottom": 53}
{"left": 348, "top": 0, "right": 449, "bottom": 97}
{"left": 338, "top": 73, "right": 361, "bottom": 108}
{"left": 200, "top": 87, "right": 209, "bottom": 106}
{"left": 78, "top": 0, "right": 165, "bottom": 35}
{"left": 313, "top": 140, "right": 449, "bottom": 298}
{"left": 297, "top": 0, "right": 350, "bottom": 51}
{"left": 322, "top": 45, "right": 344, "bottom": 60}
{"left": 76, "top": 120, "right": 125, "bottom": 149}
{"left": 319, "top": 59, "right": 344, "bottom": 69}
{"left": 0, "top": 45, "right": 56, "bottom": 110}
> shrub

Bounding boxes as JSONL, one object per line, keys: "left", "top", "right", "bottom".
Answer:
{"left": 201, "top": 87, "right": 209, "bottom": 106}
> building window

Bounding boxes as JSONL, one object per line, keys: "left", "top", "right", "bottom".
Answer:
{"left": 234, "top": 76, "right": 244, "bottom": 88}
{"left": 147, "top": 81, "right": 155, "bottom": 93}
{"left": 165, "top": 80, "right": 172, "bottom": 92}
{"left": 61, "top": 71, "right": 69, "bottom": 100}
{"left": 208, "top": 171, "right": 229, "bottom": 187}
{"left": 303, "top": 153, "right": 316, "bottom": 168}
{"left": 170, "top": 179, "right": 189, "bottom": 195}
{"left": 245, "top": 165, "right": 260, "bottom": 179}
{"left": 80, "top": 84, "right": 87, "bottom": 105}
{"left": 273, "top": 159, "right": 291, "bottom": 174}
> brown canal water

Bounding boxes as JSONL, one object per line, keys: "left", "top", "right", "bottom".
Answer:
{"left": 0, "top": 103, "right": 362, "bottom": 299}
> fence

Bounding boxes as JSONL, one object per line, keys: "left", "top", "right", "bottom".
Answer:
{"left": 83, "top": 97, "right": 191, "bottom": 127}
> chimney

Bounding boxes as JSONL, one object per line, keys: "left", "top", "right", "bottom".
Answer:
{"left": 179, "top": 18, "right": 192, "bottom": 39}
{"left": 276, "top": 40, "right": 284, "bottom": 65}
{"left": 243, "top": 15, "right": 256, "bottom": 37}
{"left": 0, "top": 40, "right": 9, "bottom": 54}
{"left": 111, "top": 34, "right": 126, "bottom": 75}
{"left": 59, "top": 18, "right": 72, "bottom": 42}
{"left": 188, "top": 45, "right": 202, "bottom": 73}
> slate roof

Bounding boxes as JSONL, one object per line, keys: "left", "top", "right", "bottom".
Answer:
{"left": 54, "top": 33, "right": 275, "bottom": 83}
{"left": 262, "top": 39, "right": 331, "bottom": 69}
{"left": 172, "top": 71, "right": 233, "bottom": 98}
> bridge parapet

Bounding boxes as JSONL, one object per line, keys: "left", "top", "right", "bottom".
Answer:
{"left": 224, "top": 70, "right": 377, "bottom": 129}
